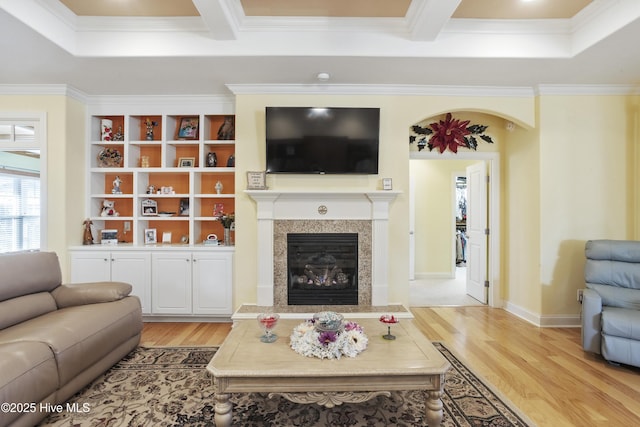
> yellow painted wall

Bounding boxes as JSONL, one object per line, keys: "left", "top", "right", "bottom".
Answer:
{"left": 538, "top": 94, "right": 633, "bottom": 315}
{"left": 0, "top": 94, "right": 86, "bottom": 279}
{"left": 233, "top": 93, "right": 535, "bottom": 309}
{"left": 503, "top": 103, "right": 541, "bottom": 313}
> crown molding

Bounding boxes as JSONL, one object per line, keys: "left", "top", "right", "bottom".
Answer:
{"left": 85, "top": 94, "right": 235, "bottom": 114}
{"left": 536, "top": 84, "right": 640, "bottom": 96}
{"left": 226, "top": 83, "right": 536, "bottom": 97}
{"left": 0, "top": 84, "right": 87, "bottom": 101}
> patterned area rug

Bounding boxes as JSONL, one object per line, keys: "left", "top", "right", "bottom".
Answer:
{"left": 39, "top": 343, "right": 533, "bottom": 426}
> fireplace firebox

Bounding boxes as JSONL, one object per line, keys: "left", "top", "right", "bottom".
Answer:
{"left": 287, "top": 233, "right": 358, "bottom": 305}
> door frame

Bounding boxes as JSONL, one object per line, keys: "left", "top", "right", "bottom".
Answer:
{"left": 409, "top": 151, "right": 501, "bottom": 308}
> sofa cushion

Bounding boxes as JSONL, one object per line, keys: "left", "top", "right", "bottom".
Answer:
{"left": 0, "top": 341, "right": 58, "bottom": 427}
{"left": 0, "top": 251, "right": 62, "bottom": 301}
{"left": 586, "top": 283, "right": 640, "bottom": 310}
{"left": 51, "top": 282, "right": 132, "bottom": 308}
{"left": 0, "top": 297, "right": 142, "bottom": 385}
{"left": 601, "top": 307, "right": 640, "bottom": 340}
{"left": 0, "top": 292, "right": 57, "bottom": 330}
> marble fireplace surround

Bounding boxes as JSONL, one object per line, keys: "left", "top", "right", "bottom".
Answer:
{"left": 246, "top": 190, "right": 400, "bottom": 309}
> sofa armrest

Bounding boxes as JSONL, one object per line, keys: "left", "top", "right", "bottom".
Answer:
{"left": 581, "top": 288, "right": 603, "bottom": 354}
{"left": 51, "top": 282, "right": 132, "bottom": 309}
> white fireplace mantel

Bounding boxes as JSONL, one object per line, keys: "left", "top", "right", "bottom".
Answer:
{"left": 246, "top": 190, "right": 401, "bottom": 307}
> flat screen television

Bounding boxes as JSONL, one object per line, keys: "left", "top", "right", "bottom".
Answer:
{"left": 265, "top": 107, "right": 380, "bottom": 174}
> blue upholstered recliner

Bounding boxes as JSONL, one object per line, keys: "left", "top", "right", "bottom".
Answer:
{"left": 581, "top": 240, "right": 640, "bottom": 367}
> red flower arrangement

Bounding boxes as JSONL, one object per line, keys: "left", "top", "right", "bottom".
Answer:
{"left": 410, "top": 113, "right": 493, "bottom": 153}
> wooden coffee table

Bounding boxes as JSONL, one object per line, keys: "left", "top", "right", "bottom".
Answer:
{"left": 207, "top": 317, "right": 450, "bottom": 426}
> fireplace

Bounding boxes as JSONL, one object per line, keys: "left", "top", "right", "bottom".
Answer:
{"left": 246, "top": 190, "right": 400, "bottom": 307}
{"left": 287, "top": 233, "right": 358, "bottom": 305}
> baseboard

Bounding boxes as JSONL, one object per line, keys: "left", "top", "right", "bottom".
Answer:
{"left": 503, "top": 302, "right": 581, "bottom": 328}
{"left": 413, "top": 272, "right": 455, "bottom": 280}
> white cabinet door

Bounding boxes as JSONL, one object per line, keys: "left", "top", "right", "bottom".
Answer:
{"left": 70, "top": 251, "right": 112, "bottom": 283}
{"left": 111, "top": 252, "right": 152, "bottom": 314}
{"left": 192, "top": 252, "right": 233, "bottom": 315}
{"left": 151, "top": 252, "right": 192, "bottom": 314}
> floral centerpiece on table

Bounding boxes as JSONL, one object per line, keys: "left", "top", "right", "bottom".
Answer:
{"left": 290, "top": 313, "right": 368, "bottom": 359}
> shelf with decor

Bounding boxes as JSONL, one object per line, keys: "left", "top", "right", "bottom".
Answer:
{"left": 74, "top": 105, "right": 236, "bottom": 319}
{"left": 83, "top": 111, "right": 235, "bottom": 247}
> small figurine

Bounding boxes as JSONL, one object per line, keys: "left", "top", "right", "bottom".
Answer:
{"left": 217, "top": 116, "right": 235, "bottom": 140}
{"left": 215, "top": 180, "right": 223, "bottom": 194}
{"left": 112, "top": 175, "right": 123, "bottom": 194}
{"left": 113, "top": 125, "right": 124, "bottom": 141}
{"left": 144, "top": 118, "right": 158, "bottom": 140}
{"left": 101, "top": 200, "right": 119, "bottom": 217}
{"left": 82, "top": 219, "right": 94, "bottom": 245}
{"left": 207, "top": 152, "right": 217, "bottom": 167}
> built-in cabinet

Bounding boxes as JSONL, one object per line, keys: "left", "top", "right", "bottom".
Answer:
{"left": 70, "top": 250, "right": 152, "bottom": 313}
{"left": 70, "top": 247, "right": 234, "bottom": 317}
{"left": 151, "top": 251, "right": 233, "bottom": 315}
{"left": 69, "top": 103, "right": 235, "bottom": 319}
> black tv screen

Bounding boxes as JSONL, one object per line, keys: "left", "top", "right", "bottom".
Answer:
{"left": 265, "top": 107, "right": 380, "bottom": 174}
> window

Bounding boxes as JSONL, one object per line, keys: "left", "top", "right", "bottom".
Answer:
{"left": 0, "top": 118, "right": 45, "bottom": 252}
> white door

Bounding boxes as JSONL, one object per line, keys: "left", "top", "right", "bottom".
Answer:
{"left": 466, "top": 162, "right": 488, "bottom": 303}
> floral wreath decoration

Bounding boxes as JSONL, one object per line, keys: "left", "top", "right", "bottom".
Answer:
{"left": 410, "top": 112, "right": 493, "bottom": 153}
{"left": 290, "top": 318, "right": 368, "bottom": 359}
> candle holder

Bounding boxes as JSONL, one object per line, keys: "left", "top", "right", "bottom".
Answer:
{"left": 379, "top": 314, "right": 399, "bottom": 340}
{"left": 257, "top": 313, "right": 280, "bottom": 343}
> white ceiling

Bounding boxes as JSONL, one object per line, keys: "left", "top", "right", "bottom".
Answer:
{"left": 1, "top": 0, "right": 639, "bottom": 96}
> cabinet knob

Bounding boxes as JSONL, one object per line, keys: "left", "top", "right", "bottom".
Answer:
{"left": 104, "top": 258, "right": 108, "bottom": 262}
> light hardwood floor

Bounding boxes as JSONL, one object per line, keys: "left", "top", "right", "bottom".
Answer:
{"left": 140, "top": 307, "right": 640, "bottom": 427}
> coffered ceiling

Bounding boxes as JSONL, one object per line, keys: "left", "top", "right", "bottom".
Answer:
{"left": 1, "top": 0, "right": 639, "bottom": 96}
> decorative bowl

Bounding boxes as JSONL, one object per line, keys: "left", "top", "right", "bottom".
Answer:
{"left": 97, "top": 147, "right": 122, "bottom": 167}
{"left": 313, "top": 311, "right": 344, "bottom": 332}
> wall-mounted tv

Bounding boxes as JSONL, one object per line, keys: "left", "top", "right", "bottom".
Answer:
{"left": 265, "top": 107, "right": 380, "bottom": 174}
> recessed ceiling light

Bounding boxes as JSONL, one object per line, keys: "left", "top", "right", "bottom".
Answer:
{"left": 317, "top": 72, "right": 330, "bottom": 82}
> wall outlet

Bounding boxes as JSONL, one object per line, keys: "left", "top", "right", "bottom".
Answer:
{"left": 123, "top": 221, "right": 131, "bottom": 232}
{"left": 577, "top": 289, "right": 584, "bottom": 303}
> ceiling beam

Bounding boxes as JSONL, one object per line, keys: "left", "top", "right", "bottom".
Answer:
{"left": 191, "top": 0, "right": 238, "bottom": 40}
{"left": 408, "top": 0, "right": 462, "bottom": 41}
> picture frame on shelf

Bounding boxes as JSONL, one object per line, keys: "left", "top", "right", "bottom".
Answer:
{"left": 178, "top": 157, "right": 195, "bottom": 168}
{"left": 382, "top": 178, "right": 393, "bottom": 190}
{"left": 162, "top": 231, "right": 172, "bottom": 244}
{"left": 144, "top": 228, "right": 157, "bottom": 244}
{"left": 141, "top": 199, "right": 158, "bottom": 216}
{"left": 100, "top": 229, "right": 118, "bottom": 245}
{"left": 176, "top": 117, "right": 199, "bottom": 140}
{"left": 247, "top": 171, "right": 267, "bottom": 190}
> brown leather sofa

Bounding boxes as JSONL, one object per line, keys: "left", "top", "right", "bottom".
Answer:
{"left": 0, "top": 251, "right": 143, "bottom": 427}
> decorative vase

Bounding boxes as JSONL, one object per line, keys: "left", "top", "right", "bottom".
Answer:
{"left": 101, "top": 119, "right": 113, "bottom": 141}
{"left": 223, "top": 228, "right": 231, "bottom": 246}
{"left": 215, "top": 180, "right": 223, "bottom": 194}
